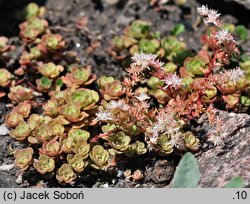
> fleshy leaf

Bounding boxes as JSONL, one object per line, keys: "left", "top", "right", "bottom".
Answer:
{"left": 172, "top": 152, "right": 201, "bottom": 188}
{"left": 223, "top": 177, "right": 244, "bottom": 188}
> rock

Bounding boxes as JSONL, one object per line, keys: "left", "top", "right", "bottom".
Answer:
{"left": 145, "top": 160, "right": 175, "bottom": 184}
{"left": 0, "top": 136, "right": 11, "bottom": 160}
{"left": 102, "top": 0, "right": 119, "bottom": 6}
{"left": 0, "top": 172, "right": 18, "bottom": 188}
{"left": 197, "top": 111, "right": 250, "bottom": 187}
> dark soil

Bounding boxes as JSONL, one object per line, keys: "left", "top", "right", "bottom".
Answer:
{"left": 0, "top": 0, "right": 249, "bottom": 188}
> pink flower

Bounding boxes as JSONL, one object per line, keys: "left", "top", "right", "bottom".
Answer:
{"left": 131, "top": 53, "right": 157, "bottom": 69}
{"left": 163, "top": 73, "right": 182, "bottom": 89}
{"left": 135, "top": 93, "right": 150, "bottom": 101}
{"left": 197, "top": 5, "right": 220, "bottom": 25}
{"left": 106, "top": 100, "right": 129, "bottom": 111}
{"left": 219, "top": 67, "right": 245, "bottom": 84}
{"left": 197, "top": 5, "right": 210, "bottom": 16}
{"left": 95, "top": 110, "right": 113, "bottom": 121}
{"left": 215, "top": 29, "right": 234, "bottom": 44}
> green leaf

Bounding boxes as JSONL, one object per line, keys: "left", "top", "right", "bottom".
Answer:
{"left": 41, "top": 77, "right": 52, "bottom": 86}
{"left": 236, "top": 25, "right": 248, "bottom": 41}
{"left": 171, "top": 24, "right": 185, "bottom": 36}
{"left": 172, "top": 152, "right": 201, "bottom": 188}
{"left": 56, "top": 78, "right": 63, "bottom": 87}
{"left": 223, "top": 177, "right": 244, "bottom": 188}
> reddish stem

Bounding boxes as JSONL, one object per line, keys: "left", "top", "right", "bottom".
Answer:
{"left": 90, "top": 129, "right": 117, "bottom": 143}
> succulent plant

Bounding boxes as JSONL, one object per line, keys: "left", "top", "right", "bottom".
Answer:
{"left": 100, "top": 80, "right": 126, "bottom": 100}
{"left": 163, "top": 62, "right": 178, "bottom": 73}
{"left": 149, "top": 89, "right": 169, "bottom": 104}
{"left": 89, "top": 145, "right": 110, "bottom": 170}
{"left": 73, "top": 141, "right": 90, "bottom": 159}
{"left": 157, "top": 134, "right": 174, "bottom": 155}
{"left": 147, "top": 76, "right": 164, "bottom": 90}
{"left": 36, "top": 77, "right": 52, "bottom": 92}
{"left": 59, "top": 103, "right": 88, "bottom": 122}
{"left": 40, "top": 140, "right": 62, "bottom": 157}
{"left": 0, "top": 68, "right": 11, "bottom": 88}
{"left": 67, "top": 153, "right": 88, "bottom": 173}
{"left": 61, "top": 137, "right": 74, "bottom": 154}
{"left": 67, "top": 88, "right": 99, "bottom": 110}
{"left": 9, "top": 121, "right": 32, "bottom": 141}
{"left": 62, "top": 65, "right": 96, "bottom": 87}
{"left": 24, "top": 2, "right": 45, "bottom": 20}
{"left": 182, "top": 131, "right": 199, "bottom": 151}
{"left": 3, "top": 4, "right": 250, "bottom": 185}
{"left": 180, "top": 53, "right": 210, "bottom": 77}
{"left": 56, "top": 164, "right": 77, "bottom": 184}
{"left": 0, "top": 37, "right": 11, "bottom": 53}
{"left": 14, "top": 147, "right": 34, "bottom": 170}
{"left": 33, "top": 154, "right": 55, "bottom": 174}
{"left": 222, "top": 94, "right": 240, "bottom": 109}
{"left": 161, "top": 36, "right": 186, "bottom": 61}
{"left": 13, "top": 101, "right": 32, "bottom": 118}
{"left": 5, "top": 111, "right": 23, "bottom": 128}
{"left": 49, "top": 89, "right": 67, "bottom": 105}
{"left": 131, "top": 169, "right": 144, "bottom": 181}
{"left": 38, "top": 62, "right": 64, "bottom": 78}
{"left": 97, "top": 76, "right": 115, "bottom": 89}
{"left": 20, "top": 46, "right": 42, "bottom": 65}
{"left": 239, "top": 61, "right": 250, "bottom": 82}
{"left": 68, "top": 128, "right": 90, "bottom": 142}
{"left": 240, "top": 96, "right": 250, "bottom": 107}
{"left": 29, "top": 123, "right": 53, "bottom": 144}
{"left": 19, "top": 17, "right": 48, "bottom": 42}
{"left": 109, "top": 131, "right": 131, "bottom": 154}
{"left": 27, "top": 114, "right": 52, "bottom": 130}
{"left": 48, "top": 119, "right": 65, "bottom": 136}
{"left": 125, "top": 20, "right": 151, "bottom": 39}
{"left": 8, "top": 85, "right": 33, "bottom": 103}
{"left": 101, "top": 123, "right": 117, "bottom": 133}
{"left": 124, "top": 141, "right": 147, "bottom": 157}
{"left": 42, "top": 99, "right": 58, "bottom": 117}
{"left": 139, "top": 39, "right": 160, "bottom": 54}
{"left": 111, "top": 35, "right": 137, "bottom": 51}
{"left": 38, "top": 33, "right": 65, "bottom": 52}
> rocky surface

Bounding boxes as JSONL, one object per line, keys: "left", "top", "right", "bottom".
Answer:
{"left": 197, "top": 111, "right": 250, "bottom": 187}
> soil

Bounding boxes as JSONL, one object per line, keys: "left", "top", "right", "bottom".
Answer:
{"left": 0, "top": 0, "right": 249, "bottom": 188}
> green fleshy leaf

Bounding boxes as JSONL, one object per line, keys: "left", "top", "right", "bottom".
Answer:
{"left": 172, "top": 152, "right": 201, "bottom": 188}
{"left": 56, "top": 78, "right": 63, "bottom": 87}
{"left": 236, "top": 25, "right": 248, "bottom": 41}
{"left": 171, "top": 23, "right": 185, "bottom": 36}
{"left": 224, "top": 177, "right": 244, "bottom": 188}
{"left": 41, "top": 77, "right": 52, "bottom": 86}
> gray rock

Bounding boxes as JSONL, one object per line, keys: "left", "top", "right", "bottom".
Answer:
{"left": 0, "top": 172, "right": 18, "bottom": 188}
{"left": 197, "top": 111, "right": 250, "bottom": 187}
{"left": 0, "top": 136, "right": 11, "bottom": 160}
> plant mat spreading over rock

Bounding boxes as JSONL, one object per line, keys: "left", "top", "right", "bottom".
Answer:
{"left": 0, "top": 0, "right": 249, "bottom": 188}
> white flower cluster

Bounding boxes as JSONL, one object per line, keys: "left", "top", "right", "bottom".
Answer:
{"left": 220, "top": 67, "right": 245, "bottom": 84}
{"left": 197, "top": 5, "right": 220, "bottom": 25}
{"left": 214, "top": 29, "right": 234, "bottom": 44}
{"left": 147, "top": 111, "right": 180, "bottom": 147}
{"left": 135, "top": 93, "right": 150, "bottom": 101}
{"left": 106, "top": 100, "right": 129, "bottom": 111}
{"left": 131, "top": 53, "right": 157, "bottom": 69}
{"left": 95, "top": 110, "right": 113, "bottom": 121}
{"left": 163, "top": 73, "right": 182, "bottom": 89}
